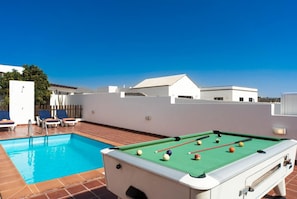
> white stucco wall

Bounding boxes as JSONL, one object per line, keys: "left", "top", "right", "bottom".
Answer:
{"left": 131, "top": 76, "right": 200, "bottom": 99}
{"left": 200, "top": 90, "right": 233, "bottom": 101}
{"left": 281, "top": 93, "right": 297, "bottom": 115}
{"left": 0, "top": 64, "right": 24, "bottom": 73}
{"left": 132, "top": 86, "right": 169, "bottom": 97}
{"left": 9, "top": 80, "right": 35, "bottom": 124}
{"left": 50, "top": 94, "right": 68, "bottom": 106}
{"left": 231, "top": 89, "right": 258, "bottom": 102}
{"left": 201, "top": 87, "right": 258, "bottom": 102}
{"left": 66, "top": 93, "right": 297, "bottom": 141}
{"left": 169, "top": 76, "right": 200, "bottom": 99}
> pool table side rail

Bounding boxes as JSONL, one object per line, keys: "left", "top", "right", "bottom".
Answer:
{"left": 207, "top": 139, "right": 297, "bottom": 183}
{"left": 216, "top": 131, "right": 285, "bottom": 141}
{"left": 101, "top": 148, "right": 221, "bottom": 190}
{"left": 117, "top": 131, "right": 215, "bottom": 150}
{"left": 117, "top": 130, "right": 284, "bottom": 151}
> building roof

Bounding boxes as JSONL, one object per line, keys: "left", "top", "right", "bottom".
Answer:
{"left": 49, "top": 83, "right": 78, "bottom": 95}
{"left": 0, "top": 64, "right": 24, "bottom": 73}
{"left": 133, "top": 74, "right": 187, "bottom": 89}
{"left": 50, "top": 83, "right": 77, "bottom": 90}
{"left": 200, "top": 86, "right": 258, "bottom": 92}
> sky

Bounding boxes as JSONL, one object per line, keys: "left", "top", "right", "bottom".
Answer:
{"left": 1, "top": 0, "right": 297, "bottom": 97}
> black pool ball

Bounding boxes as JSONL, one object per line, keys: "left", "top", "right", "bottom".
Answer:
{"left": 216, "top": 138, "right": 220, "bottom": 143}
{"left": 166, "top": 150, "right": 172, "bottom": 156}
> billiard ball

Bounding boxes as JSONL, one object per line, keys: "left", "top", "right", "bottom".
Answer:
{"left": 136, "top": 149, "right": 143, "bottom": 156}
{"left": 194, "top": 154, "right": 201, "bottom": 160}
{"left": 166, "top": 150, "right": 172, "bottom": 156}
{"left": 238, "top": 142, "right": 244, "bottom": 147}
{"left": 216, "top": 138, "right": 220, "bottom": 143}
{"left": 163, "top": 153, "right": 170, "bottom": 161}
{"left": 197, "top": 140, "right": 202, "bottom": 145}
{"left": 229, "top": 147, "right": 235, "bottom": 153}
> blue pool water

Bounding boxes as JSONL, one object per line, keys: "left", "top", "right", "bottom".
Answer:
{"left": 0, "top": 134, "right": 112, "bottom": 184}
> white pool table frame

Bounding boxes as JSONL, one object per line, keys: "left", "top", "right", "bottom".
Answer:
{"left": 102, "top": 139, "right": 297, "bottom": 199}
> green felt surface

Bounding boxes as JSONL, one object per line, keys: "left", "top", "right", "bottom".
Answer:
{"left": 119, "top": 131, "right": 282, "bottom": 177}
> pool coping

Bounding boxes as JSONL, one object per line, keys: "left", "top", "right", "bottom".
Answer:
{"left": 0, "top": 131, "right": 122, "bottom": 199}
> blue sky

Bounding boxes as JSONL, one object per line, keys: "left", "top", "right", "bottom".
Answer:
{"left": 1, "top": 0, "right": 296, "bottom": 97}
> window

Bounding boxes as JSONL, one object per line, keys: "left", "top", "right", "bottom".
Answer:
{"left": 249, "top": 98, "right": 254, "bottom": 102}
{"left": 239, "top": 97, "right": 244, "bottom": 101}
{"left": 214, "top": 97, "right": 223, "bottom": 100}
{"left": 178, "top": 96, "right": 193, "bottom": 99}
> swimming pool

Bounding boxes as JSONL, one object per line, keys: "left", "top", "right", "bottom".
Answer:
{"left": 0, "top": 134, "right": 113, "bottom": 184}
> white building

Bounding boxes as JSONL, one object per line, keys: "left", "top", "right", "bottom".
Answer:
{"left": 281, "top": 92, "right": 297, "bottom": 115}
{"left": 200, "top": 86, "right": 258, "bottom": 102}
{"left": 131, "top": 74, "right": 200, "bottom": 99}
{"left": 0, "top": 64, "right": 259, "bottom": 103}
{"left": 0, "top": 64, "right": 23, "bottom": 76}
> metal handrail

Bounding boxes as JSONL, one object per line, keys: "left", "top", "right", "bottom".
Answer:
{"left": 28, "top": 119, "right": 33, "bottom": 137}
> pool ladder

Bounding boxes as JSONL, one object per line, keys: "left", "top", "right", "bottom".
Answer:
{"left": 28, "top": 119, "right": 49, "bottom": 146}
{"left": 28, "top": 119, "right": 33, "bottom": 137}
{"left": 44, "top": 121, "right": 49, "bottom": 136}
{"left": 38, "top": 121, "right": 49, "bottom": 136}
{"left": 28, "top": 120, "right": 48, "bottom": 137}
{"left": 42, "top": 121, "right": 49, "bottom": 145}
{"left": 28, "top": 119, "right": 48, "bottom": 136}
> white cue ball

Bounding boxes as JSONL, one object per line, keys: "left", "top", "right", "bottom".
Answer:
{"left": 163, "top": 153, "right": 170, "bottom": 161}
{"left": 137, "top": 149, "right": 143, "bottom": 156}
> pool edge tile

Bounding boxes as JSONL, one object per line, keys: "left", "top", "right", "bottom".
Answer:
{"left": 1, "top": 185, "right": 33, "bottom": 199}
{"left": 59, "top": 174, "right": 85, "bottom": 185}
{"left": 34, "top": 179, "right": 65, "bottom": 193}
{"left": 73, "top": 131, "right": 122, "bottom": 146}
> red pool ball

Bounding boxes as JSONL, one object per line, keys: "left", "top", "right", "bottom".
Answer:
{"left": 229, "top": 147, "right": 235, "bottom": 153}
{"left": 194, "top": 154, "right": 201, "bottom": 160}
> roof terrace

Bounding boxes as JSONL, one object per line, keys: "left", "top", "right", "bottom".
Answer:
{"left": 0, "top": 122, "right": 296, "bottom": 199}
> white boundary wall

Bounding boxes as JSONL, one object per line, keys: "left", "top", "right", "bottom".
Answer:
{"left": 281, "top": 93, "right": 297, "bottom": 115}
{"left": 9, "top": 80, "right": 35, "bottom": 124}
{"left": 66, "top": 93, "right": 297, "bottom": 140}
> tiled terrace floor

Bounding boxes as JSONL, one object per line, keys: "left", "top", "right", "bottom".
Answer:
{"left": 0, "top": 122, "right": 296, "bottom": 199}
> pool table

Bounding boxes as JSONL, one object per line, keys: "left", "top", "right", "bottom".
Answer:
{"left": 101, "top": 131, "right": 297, "bottom": 199}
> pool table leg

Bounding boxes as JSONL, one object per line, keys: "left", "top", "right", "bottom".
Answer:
{"left": 273, "top": 179, "right": 286, "bottom": 197}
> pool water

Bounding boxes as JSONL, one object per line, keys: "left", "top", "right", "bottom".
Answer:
{"left": 0, "top": 134, "right": 113, "bottom": 184}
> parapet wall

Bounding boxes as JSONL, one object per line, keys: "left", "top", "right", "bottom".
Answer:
{"left": 66, "top": 93, "right": 297, "bottom": 140}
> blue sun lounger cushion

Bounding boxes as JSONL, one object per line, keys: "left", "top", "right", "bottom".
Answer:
{"left": 0, "top": 110, "right": 16, "bottom": 130}
{"left": 56, "top": 110, "right": 77, "bottom": 126}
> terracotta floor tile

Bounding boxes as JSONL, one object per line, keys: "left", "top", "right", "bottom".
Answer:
{"left": 78, "top": 170, "right": 102, "bottom": 180}
{"left": 35, "top": 179, "right": 64, "bottom": 193}
{"left": 98, "top": 178, "right": 106, "bottom": 185}
{"left": 66, "top": 184, "right": 87, "bottom": 195}
{"left": 59, "top": 174, "right": 85, "bottom": 185}
{"left": 27, "top": 184, "right": 40, "bottom": 194}
{"left": 1, "top": 185, "right": 33, "bottom": 199}
{"left": 28, "top": 194, "right": 48, "bottom": 199}
{"left": 83, "top": 180, "right": 103, "bottom": 189}
{"left": 46, "top": 189, "right": 69, "bottom": 199}
{"left": 0, "top": 179, "right": 26, "bottom": 191}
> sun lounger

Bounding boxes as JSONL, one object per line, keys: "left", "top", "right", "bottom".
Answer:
{"left": 37, "top": 110, "right": 60, "bottom": 128}
{"left": 0, "top": 110, "right": 16, "bottom": 131}
{"left": 56, "top": 109, "right": 77, "bottom": 127}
